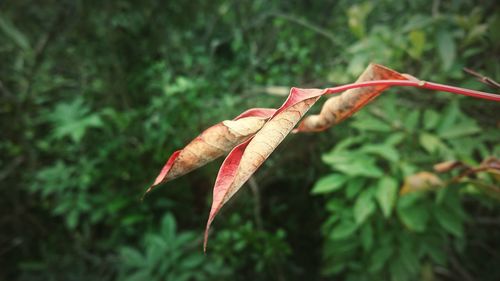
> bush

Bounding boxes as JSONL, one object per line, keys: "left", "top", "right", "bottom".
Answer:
{"left": 1, "top": 0, "right": 498, "bottom": 280}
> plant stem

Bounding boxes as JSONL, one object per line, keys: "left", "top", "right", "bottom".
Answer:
{"left": 323, "top": 80, "right": 500, "bottom": 102}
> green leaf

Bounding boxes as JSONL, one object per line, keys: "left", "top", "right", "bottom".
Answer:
{"left": 335, "top": 160, "right": 383, "bottom": 178}
{"left": 123, "top": 271, "right": 151, "bottom": 281}
{"left": 326, "top": 199, "right": 344, "bottom": 212}
{"left": 369, "top": 246, "right": 393, "bottom": 272}
{"left": 397, "top": 202, "right": 429, "bottom": 232}
{"left": 48, "top": 98, "right": 103, "bottom": 143}
{"left": 385, "top": 132, "right": 406, "bottom": 146}
{"left": 347, "top": 2, "right": 374, "bottom": 39}
{"left": 66, "top": 210, "right": 79, "bottom": 230}
{"left": 423, "top": 110, "right": 440, "bottom": 130}
{"left": 120, "top": 247, "right": 145, "bottom": 268}
{"left": 311, "top": 174, "right": 348, "bottom": 194}
{"left": 323, "top": 151, "right": 383, "bottom": 178}
{"left": 332, "top": 136, "right": 366, "bottom": 152}
{"left": 419, "top": 133, "right": 445, "bottom": 154}
{"left": 161, "top": 213, "right": 177, "bottom": 240}
{"left": 354, "top": 190, "right": 376, "bottom": 224}
{"left": 397, "top": 192, "right": 423, "bottom": 208}
{"left": 399, "top": 240, "right": 419, "bottom": 275}
{"left": 179, "top": 254, "right": 204, "bottom": 269}
{"left": 331, "top": 220, "right": 358, "bottom": 240}
{"left": 465, "top": 24, "right": 488, "bottom": 45}
{"left": 436, "top": 29, "right": 456, "bottom": 71}
{"left": 434, "top": 206, "right": 464, "bottom": 237}
{"left": 402, "top": 15, "right": 435, "bottom": 32}
{"left": 350, "top": 117, "right": 392, "bottom": 132}
{"left": 438, "top": 119, "right": 481, "bottom": 139}
{"left": 437, "top": 101, "right": 460, "bottom": 134}
{"left": 408, "top": 30, "right": 426, "bottom": 59}
{"left": 376, "top": 177, "right": 398, "bottom": 218}
{"left": 422, "top": 236, "right": 446, "bottom": 265}
{"left": 390, "top": 258, "right": 412, "bottom": 281}
{"left": 322, "top": 262, "right": 346, "bottom": 276}
{"left": 489, "top": 14, "right": 500, "bottom": 44}
{"left": 404, "top": 110, "right": 420, "bottom": 132}
{"left": 346, "top": 178, "right": 365, "bottom": 199}
{"left": 361, "top": 144, "right": 400, "bottom": 162}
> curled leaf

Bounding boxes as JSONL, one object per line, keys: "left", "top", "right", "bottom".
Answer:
{"left": 146, "top": 108, "right": 276, "bottom": 194}
{"left": 433, "top": 160, "right": 464, "bottom": 173}
{"left": 294, "top": 63, "right": 408, "bottom": 132}
{"left": 400, "top": 172, "right": 444, "bottom": 195}
{"left": 204, "top": 64, "right": 411, "bottom": 249}
{"left": 205, "top": 88, "right": 324, "bottom": 250}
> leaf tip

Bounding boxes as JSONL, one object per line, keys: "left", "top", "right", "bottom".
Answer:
{"left": 203, "top": 216, "right": 214, "bottom": 253}
{"left": 141, "top": 185, "right": 154, "bottom": 201}
{"left": 147, "top": 150, "right": 182, "bottom": 195}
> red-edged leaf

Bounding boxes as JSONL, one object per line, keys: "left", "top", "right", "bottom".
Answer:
{"left": 204, "top": 64, "right": 410, "bottom": 250}
{"left": 204, "top": 88, "right": 324, "bottom": 250}
{"left": 294, "top": 63, "right": 408, "bottom": 132}
{"left": 146, "top": 108, "right": 276, "bottom": 194}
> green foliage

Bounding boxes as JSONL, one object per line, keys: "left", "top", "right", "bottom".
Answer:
{"left": 45, "top": 97, "right": 103, "bottom": 143}
{"left": 1, "top": 0, "right": 499, "bottom": 280}
{"left": 211, "top": 214, "right": 291, "bottom": 279}
{"left": 118, "top": 213, "right": 230, "bottom": 281}
{"left": 314, "top": 96, "right": 498, "bottom": 280}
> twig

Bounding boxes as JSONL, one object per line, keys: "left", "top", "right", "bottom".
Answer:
{"left": 463, "top": 67, "right": 500, "bottom": 91}
{"left": 322, "top": 79, "right": 500, "bottom": 101}
{"left": 248, "top": 177, "right": 264, "bottom": 230}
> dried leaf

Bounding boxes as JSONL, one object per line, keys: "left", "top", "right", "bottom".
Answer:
{"left": 433, "top": 160, "right": 464, "bottom": 173}
{"left": 294, "top": 64, "right": 408, "bottom": 132}
{"left": 146, "top": 108, "right": 276, "bottom": 194}
{"left": 400, "top": 172, "right": 444, "bottom": 195}
{"left": 204, "top": 64, "right": 413, "bottom": 250}
{"left": 204, "top": 88, "right": 324, "bottom": 250}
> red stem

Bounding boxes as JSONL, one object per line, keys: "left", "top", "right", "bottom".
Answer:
{"left": 324, "top": 80, "right": 500, "bottom": 102}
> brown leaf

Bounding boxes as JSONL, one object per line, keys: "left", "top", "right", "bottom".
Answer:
{"left": 205, "top": 88, "right": 324, "bottom": 250}
{"left": 294, "top": 63, "right": 408, "bottom": 132}
{"left": 433, "top": 160, "right": 464, "bottom": 173}
{"left": 146, "top": 108, "right": 276, "bottom": 194}
{"left": 204, "top": 64, "right": 411, "bottom": 250}
{"left": 400, "top": 172, "right": 444, "bottom": 195}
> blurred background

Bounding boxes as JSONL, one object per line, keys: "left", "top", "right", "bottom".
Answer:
{"left": 1, "top": 0, "right": 500, "bottom": 280}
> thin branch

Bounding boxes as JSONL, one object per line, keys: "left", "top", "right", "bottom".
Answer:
{"left": 323, "top": 79, "right": 500, "bottom": 102}
{"left": 248, "top": 177, "right": 264, "bottom": 230}
{"left": 463, "top": 67, "right": 500, "bottom": 91}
